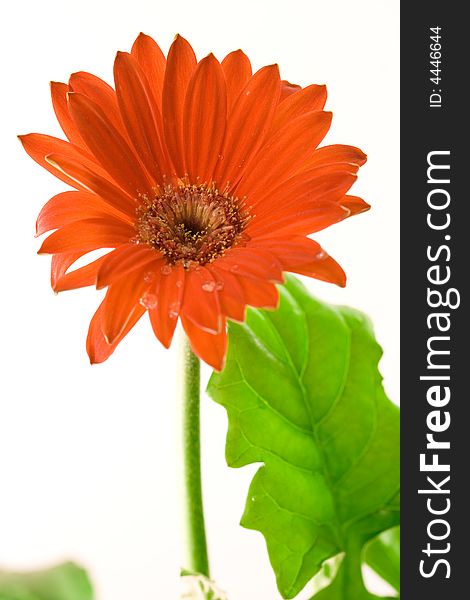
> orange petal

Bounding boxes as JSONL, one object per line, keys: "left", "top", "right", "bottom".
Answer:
{"left": 181, "top": 315, "right": 228, "bottom": 371}
{"left": 101, "top": 268, "right": 149, "bottom": 344}
{"left": 253, "top": 169, "right": 358, "bottom": 217}
{"left": 96, "top": 244, "right": 162, "bottom": 288}
{"left": 37, "top": 190, "right": 130, "bottom": 236}
{"left": 87, "top": 298, "right": 145, "bottom": 364}
{"left": 292, "top": 162, "right": 361, "bottom": 178}
{"left": 69, "top": 71, "right": 128, "bottom": 140}
{"left": 18, "top": 133, "right": 107, "bottom": 191}
{"left": 221, "top": 50, "right": 252, "bottom": 113}
{"left": 292, "top": 254, "right": 346, "bottom": 287}
{"left": 279, "top": 80, "right": 302, "bottom": 101}
{"left": 45, "top": 153, "right": 136, "bottom": 217}
{"left": 54, "top": 254, "right": 108, "bottom": 292}
{"left": 236, "top": 276, "right": 279, "bottom": 309}
{"left": 162, "top": 35, "right": 197, "bottom": 176}
{"left": 302, "top": 144, "right": 367, "bottom": 171}
{"left": 131, "top": 33, "right": 166, "bottom": 112}
{"left": 248, "top": 202, "right": 350, "bottom": 237}
{"left": 67, "top": 92, "right": 152, "bottom": 196}
{"left": 214, "top": 64, "right": 281, "bottom": 190}
{"left": 207, "top": 265, "right": 246, "bottom": 322}
{"left": 253, "top": 236, "right": 346, "bottom": 287}
{"left": 50, "top": 82, "right": 84, "bottom": 148}
{"left": 38, "top": 218, "right": 134, "bottom": 254}
{"left": 338, "top": 195, "right": 371, "bottom": 216}
{"left": 114, "top": 51, "right": 170, "bottom": 183}
{"left": 51, "top": 251, "right": 85, "bottom": 289}
{"left": 182, "top": 267, "right": 222, "bottom": 334}
{"left": 183, "top": 54, "right": 227, "bottom": 183}
{"left": 149, "top": 263, "right": 185, "bottom": 348}
{"left": 271, "top": 84, "right": 327, "bottom": 135}
{"left": 250, "top": 235, "right": 322, "bottom": 265}
{"left": 216, "top": 247, "right": 284, "bottom": 283}
{"left": 236, "top": 111, "right": 332, "bottom": 200}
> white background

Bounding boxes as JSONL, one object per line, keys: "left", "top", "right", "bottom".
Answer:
{"left": 0, "top": 1, "right": 399, "bottom": 598}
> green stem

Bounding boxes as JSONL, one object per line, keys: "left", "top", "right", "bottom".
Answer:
{"left": 180, "top": 335, "right": 210, "bottom": 577}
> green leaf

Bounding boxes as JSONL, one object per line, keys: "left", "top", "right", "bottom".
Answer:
{"left": 0, "top": 562, "right": 94, "bottom": 600}
{"left": 364, "top": 526, "right": 400, "bottom": 594}
{"left": 308, "top": 515, "right": 399, "bottom": 599}
{"left": 207, "top": 276, "right": 399, "bottom": 599}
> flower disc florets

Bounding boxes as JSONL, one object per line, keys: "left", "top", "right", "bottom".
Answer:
{"left": 136, "top": 183, "right": 251, "bottom": 268}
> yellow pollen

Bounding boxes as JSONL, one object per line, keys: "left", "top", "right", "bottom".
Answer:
{"left": 135, "top": 183, "right": 251, "bottom": 268}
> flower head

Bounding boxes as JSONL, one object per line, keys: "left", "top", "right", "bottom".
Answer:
{"left": 20, "top": 33, "right": 369, "bottom": 370}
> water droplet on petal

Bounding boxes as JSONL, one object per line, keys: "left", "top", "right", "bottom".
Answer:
{"left": 230, "top": 264, "right": 240, "bottom": 272}
{"left": 129, "top": 237, "right": 140, "bottom": 245}
{"left": 215, "top": 281, "right": 224, "bottom": 291}
{"left": 161, "top": 264, "right": 172, "bottom": 275}
{"left": 176, "top": 280, "right": 183, "bottom": 289}
{"left": 202, "top": 281, "right": 216, "bottom": 292}
{"left": 315, "top": 250, "right": 329, "bottom": 261}
{"left": 139, "top": 293, "right": 158, "bottom": 310}
{"left": 143, "top": 271, "right": 155, "bottom": 283}
{"left": 168, "top": 302, "right": 180, "bottom": 318}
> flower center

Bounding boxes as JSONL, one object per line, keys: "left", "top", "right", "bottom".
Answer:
{"left": 135, "top": 183, "right": 251, "bottom": 268}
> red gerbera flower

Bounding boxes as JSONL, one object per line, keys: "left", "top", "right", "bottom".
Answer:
{"left": 20, "top": 33, "right": 369, "bottom": 371}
